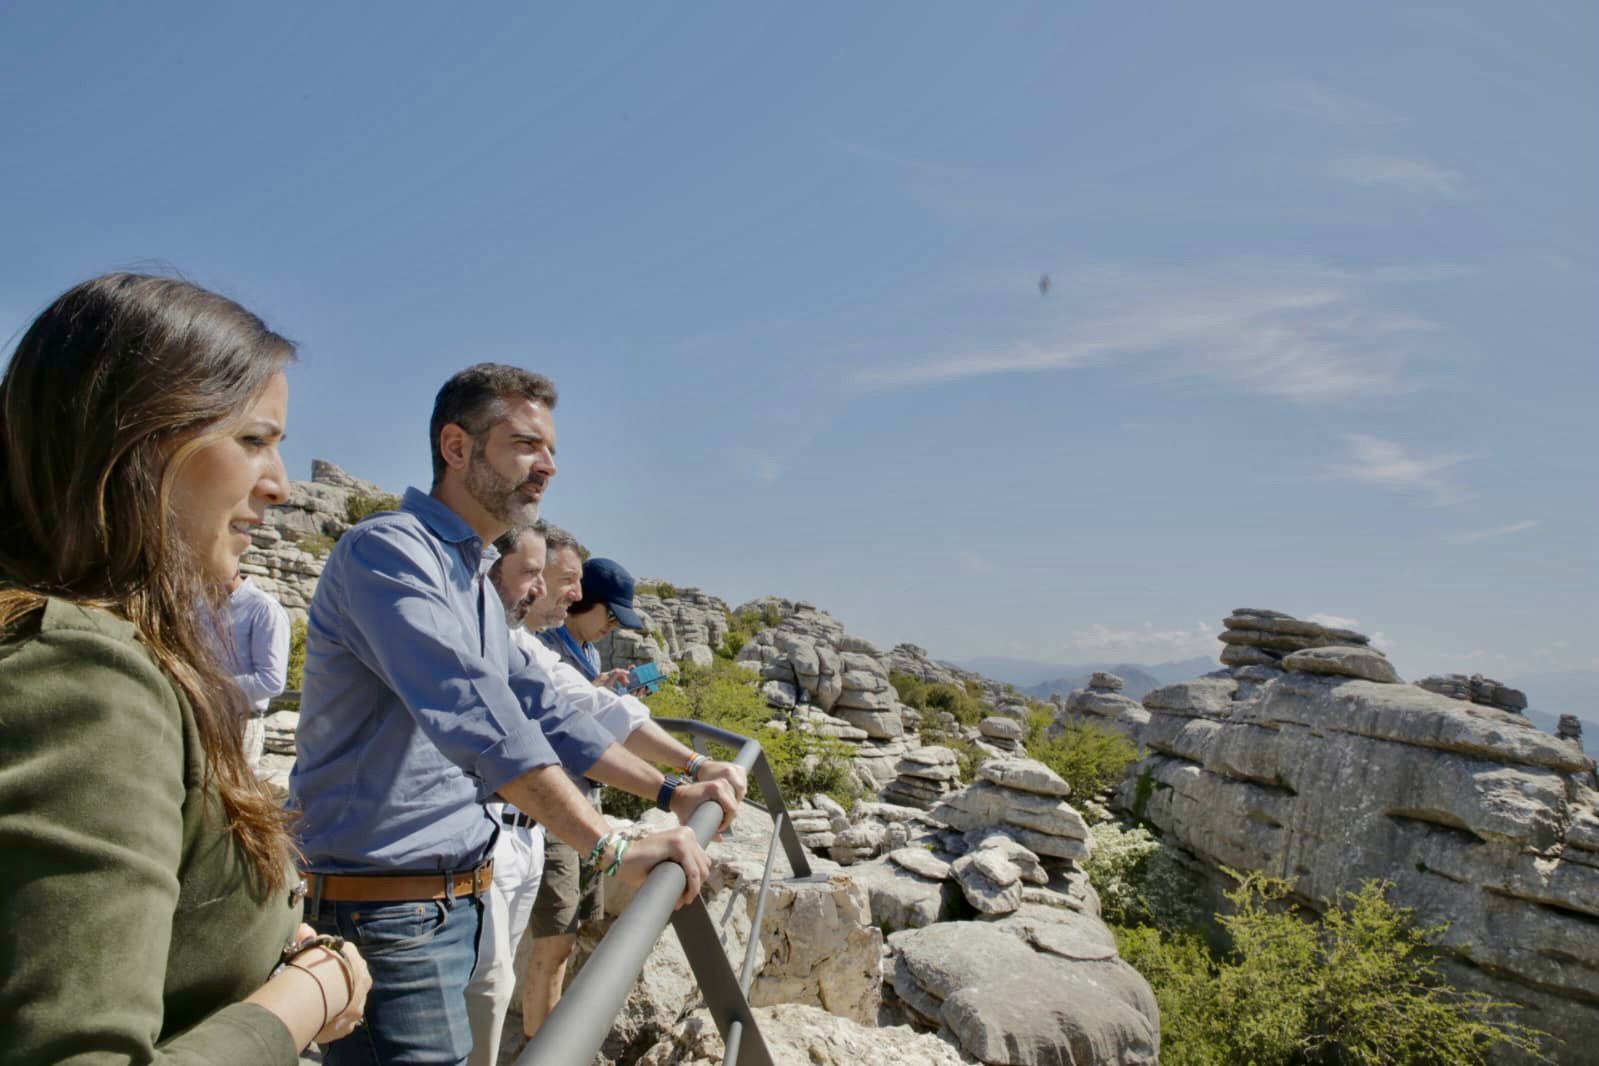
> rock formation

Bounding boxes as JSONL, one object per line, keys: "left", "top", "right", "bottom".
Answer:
{"left": 1050, "top": 670, "right": 1151, "bottom": 745}
{"left": 1119, "top": 607, "right": 1599, "bottom": 1058}
{"left": 1417, "top": 672, "right": 1530, "bottom": 715}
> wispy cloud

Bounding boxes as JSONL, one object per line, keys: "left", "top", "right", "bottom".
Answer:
{"left": 1308, "top": 613, "right": 1393, "bottom": 652}
{"left": 1069, "top": 621, "right": 1220, "bottom": 663}
{"left": 850, "top": 268, "right": 1434, "bottom": 401}
{"left": 1322, "top": 434, "right": 1478, "bottom": 506}
{"left": 1252, "top": 79, "right": 1398, "bottom": 127}
{"left": 1333, "top": 156, "right": 1467, "bottom": 201}
{"left": 1445, "top": 519, "right": 1541, "bottom": 545}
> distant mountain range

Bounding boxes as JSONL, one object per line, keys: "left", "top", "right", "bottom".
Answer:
{"left": 954, "top": 656, "right": 1219, "bottom": 703}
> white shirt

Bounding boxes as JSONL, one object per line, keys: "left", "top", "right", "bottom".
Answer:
{"left": 222, "top": 577, "right": 290, "bottom": 715}
{"left": 510, "top": 624, "right": 650, "bottom": 742}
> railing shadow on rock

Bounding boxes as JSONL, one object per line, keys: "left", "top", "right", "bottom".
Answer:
{"left": 514, "top": 718, "right": 823, "bottom": 1066}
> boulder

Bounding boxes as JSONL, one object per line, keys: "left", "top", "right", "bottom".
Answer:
{"left": 635, "top": 1003, "right": 977, "bottom": 1066}
{"left": 889, "top": 921, "right": 1159, "bottom": 1065}
{"left": 1281, "top": 644, "right": 1400, "bottom": 683}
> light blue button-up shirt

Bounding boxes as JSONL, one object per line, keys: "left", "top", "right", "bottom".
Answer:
{"left": 289, "top": 488, "right": 612, "bottom": 874}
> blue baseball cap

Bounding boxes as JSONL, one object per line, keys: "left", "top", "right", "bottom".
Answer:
{"left": 576, "top": 557, "right": 645, "bottom": 630}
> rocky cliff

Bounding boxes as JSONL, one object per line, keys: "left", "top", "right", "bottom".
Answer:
{"left": 1112, "top": 608, "right": 1598, "bottom": 1058}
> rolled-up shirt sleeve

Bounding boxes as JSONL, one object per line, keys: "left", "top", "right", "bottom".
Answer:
{"left": 512, "top": 631, "right": 651, "bottom": 741}
{"left": 336, "top": 525, "right": 612, "bottom": 799}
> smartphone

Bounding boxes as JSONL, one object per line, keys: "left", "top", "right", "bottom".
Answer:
{"left": 625, "top": 662, "right": 665, "bottom": 695}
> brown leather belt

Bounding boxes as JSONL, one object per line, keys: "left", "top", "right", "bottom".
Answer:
{"left": 311, "top": 860, "right": 494, "bottom": 903}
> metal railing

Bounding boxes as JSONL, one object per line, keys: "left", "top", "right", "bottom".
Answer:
{"left": 515, "top": 719, "right": 819, "bottom": 1066}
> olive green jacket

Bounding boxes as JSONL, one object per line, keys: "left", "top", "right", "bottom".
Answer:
{"left": 0, "top": 599, "right": 301, "bottom": 1064}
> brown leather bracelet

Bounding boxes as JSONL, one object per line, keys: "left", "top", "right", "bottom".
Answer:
{"left": 284, "top": 961, "right": 329, "bottom": 1034}
{"left": 279, "top": 934, "right": 356, "bottom": 1011}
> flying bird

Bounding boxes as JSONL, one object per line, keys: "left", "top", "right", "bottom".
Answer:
{"left": 1038, "top": 273, "right": 1052, "bottom": 296}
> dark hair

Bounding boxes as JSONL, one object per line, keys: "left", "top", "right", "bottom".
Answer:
{"left": 429, "top": 363, "right": 557, "bottom": 484}
{"left": 490, "top": 521, "right": 545, "bottom": 560}
{"left": 0, "top": 272, "right": 297, "bottom": 891}
{"left": 539, "top": 523, "right": 585, "bottom": 560}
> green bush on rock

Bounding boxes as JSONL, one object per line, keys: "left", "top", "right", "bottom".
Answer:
{"left": 603, "top": 658, "right": 859, "bottom": 820}
{"left": 1026, "top": 722, "right": 1139, "bottom": 800}
{"left": 1115, "top": 871, "right": 1549, "bottom": 1065}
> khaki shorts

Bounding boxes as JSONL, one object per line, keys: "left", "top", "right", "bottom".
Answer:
{"left": 529, "top": 838, "right": 603, "bottom": 938}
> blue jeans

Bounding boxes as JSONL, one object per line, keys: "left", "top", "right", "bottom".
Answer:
{"left": 309, "top": 893, "right": 484, "bottom": 1066}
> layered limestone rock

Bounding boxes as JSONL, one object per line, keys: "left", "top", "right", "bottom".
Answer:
{"left": 978, "top": 716, "right": 1024, "bottom": 753}
{"left": 581, "top": 808, "right": 885, "bottom": 1062}
{"left": 241, "top": 459, "right": 393, "bottom": 617}
{"left": 1051, "top": 671, "right": 1151, "bottom": 744}
{"left": 881, "top": 746, "right": 962, "bottom": 810}
{"left": 932, "top": 758, "right": 1091, "bottom": 865}
{"left": 1120, "top": 610, "right": 1599, "bottom": 1057}
{"left": 1216, "top": 607, "right": 1370, "bottom": 668}
{"left": 599, "top": 585, "right": 731, "bottom": 674}
{"left": 634, "top": 1003, "right": 978, "bottom": 1066}
{"left": 886, "top": 916, "right": 1159, "bottom": 1065}
{"left": 1417, "top": 672, "right": 1529, "bottom": 714}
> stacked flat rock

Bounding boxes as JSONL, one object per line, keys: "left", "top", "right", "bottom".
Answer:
{"left": 881, "top": 746, "right": 962, "bottom": 810}
{"left": 1416, "top": 673, "right": 1528, "bottom": 714}
{"left": 850, "top": 734, "right": 912, "bottom": 793}
{"left": 601, "top": 607, "right": 676, "bottom": 677}
{"left": 885, "top": 643, "right": 965, "bottom": 687}
{"left": 950, "top": 829, "right": 1049, "bottom": 914}
{"left": 787, "top": 798, "right": 847, "bottom": 852}
{"left": 978, "top": 715, "right": 1024, "bottom": 752}
{"left": 792, "top": 706, "right": 868, "bottom": 742}
{"left": 832, "top": 651, "right": 903, "bottom": 738}
{"left": 1558, "top": 715, "right": 1584, "bottom": 748}
{"left": 612, "top": 586, "right": 730, "bottom": 668}
{"left": 1055, "top": 671, "right": 1151, "bottom": 742}
{"left": 1219, "top": 608, "right": 1399, "bottom": 683}
{"left": 931, "top": 758, "right": 1091, "bottom": 862}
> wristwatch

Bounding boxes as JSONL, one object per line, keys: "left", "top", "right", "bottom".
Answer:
{"left": 656, "top": 774, "right": 683, "bottom": 812}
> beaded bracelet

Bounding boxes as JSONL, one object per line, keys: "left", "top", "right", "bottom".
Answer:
{"left": 587, "top": 831, "right": 616, "bottom": 867}
{"left": 605, "top": 837, "right": 630, "bottom": 877}
{"left": 685, "top": 754, "right": 708, "bottom": 781}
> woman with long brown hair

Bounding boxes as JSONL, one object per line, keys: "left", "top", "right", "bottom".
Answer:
{"left": 0, "top": 273, "right": 370, "bottom": 1062}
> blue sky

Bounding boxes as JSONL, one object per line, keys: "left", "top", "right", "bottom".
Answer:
{"left": 2, "top": 3, "right": 1595, "bottom": 689}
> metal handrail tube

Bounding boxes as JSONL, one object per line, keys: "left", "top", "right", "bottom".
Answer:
{"left": 650, "top": 718, "right": 812, "bottom": 879}
{"left": 515, "top": 733, "right": 762, "bottom": 1066}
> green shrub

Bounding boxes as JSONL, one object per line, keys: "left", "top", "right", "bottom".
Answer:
{"left": 638, "top": 658, "right": 858, "bottom": 810}
{"left": 1115, "top": 872, "right": 1550, "bottom": 1065}
{"left": 297, "top": 532, "right": 336, "bottom": 557}
{"left": 890, "top": 672, "right": 987, "bottom": 727}
{"left": 717, "top": 603, "right": 783, "bottom": 660}
{"left": 1026, "top": 722, "right": 1138, "bottom": 799}
{"left": 636, "top": 581, "right": 677, "bottom": 600}
{"left": 286, "top": 617, "right": 308, "bottom": 692}
{"left": 344, "top": 492, "right": 402, "bottom": 528}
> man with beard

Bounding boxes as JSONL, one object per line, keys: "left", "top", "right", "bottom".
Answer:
{"left": 463, "top": 523, "right": 746, "bottom": 1063}
{"left": 290, "top": 365, "right": 739, "bottom": 1066}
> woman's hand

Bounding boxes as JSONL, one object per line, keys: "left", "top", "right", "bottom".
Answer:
{"left": 277, "top": 923, "right": 372, "bottom": 1045}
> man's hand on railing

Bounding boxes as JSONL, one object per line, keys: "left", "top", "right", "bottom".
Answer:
{"left": 670, "top": 777, "right": 739, "bottom": 835}
{"left": 696, "top": 760, "right": 748, "bottom": 805}
{"left": 620, "top": 826, "right": 713, "bottom": 908}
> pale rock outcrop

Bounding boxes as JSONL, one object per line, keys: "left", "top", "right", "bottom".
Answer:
{"left": 635, "top": 1003, "right": 978, "bottom": 1066}
{"left": 882, "top": 746, "right": 963, "bottom": 810}
{"left": 1417, "top": 672, "right": 1529, "bottom": 714}
{"left": 1120, "top": 609, "right": 1599, "bottom": 1057}
{"left": 978, "top": 716, "right": 1024, "bottom": 753}
{"left": 887, "top": 920, "right": 1159, "bottom": 1065}
{"left": 932, "top": 759, "right": 1091, "bottom": 864}
{"left": 241, "top": 459, "right": 393, "bottom": 617}
{"left": 585, "top": 807, "right": 884, "bottom": 1059}
{"left": 1052, "top": 671, "right": 1151, "bottom": 744}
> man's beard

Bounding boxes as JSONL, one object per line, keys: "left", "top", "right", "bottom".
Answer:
{"left": 465, "top": 445, "right": 544, "bottom": 526}
{"left": 525, "top": 597, "right": 569, "bottom": 632}
{"left": 504, "top": 594, "right": 533, "bottom": 628}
